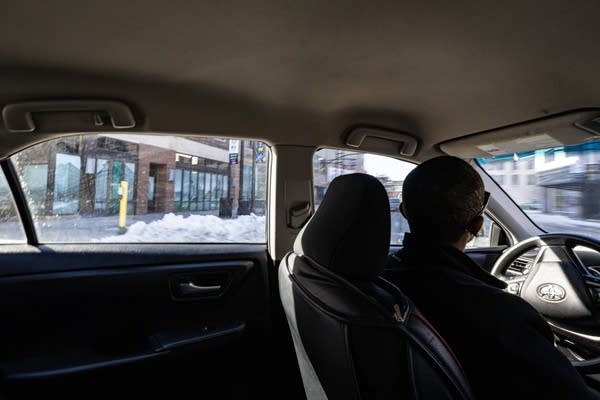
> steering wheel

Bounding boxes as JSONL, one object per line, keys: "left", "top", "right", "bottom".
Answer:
{"left": 491, "top": 234, "right": 600, "bottom": 366}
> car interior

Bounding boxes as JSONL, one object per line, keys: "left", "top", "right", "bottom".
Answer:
{"left": 2, "top": 1, "right": 600, "bottom": 398}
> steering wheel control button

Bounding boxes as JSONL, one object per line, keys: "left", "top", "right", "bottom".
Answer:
{"left": 536, "top": 283, "right": 567, "bottom": 303}
{"left": 507, "top": 282, "right": 521, "bottom": 295}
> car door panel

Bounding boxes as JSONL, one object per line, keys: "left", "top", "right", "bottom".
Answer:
{"left": 0, "top": 244, "right": 270, "bottom": 397}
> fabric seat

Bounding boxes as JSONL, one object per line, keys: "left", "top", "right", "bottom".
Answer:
{"left": 278, "top": 173, "right": 474, "bottom": 399}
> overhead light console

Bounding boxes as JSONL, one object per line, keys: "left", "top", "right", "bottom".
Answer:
{"left": 345, "top": 126, "right": 419, "bottom": 157}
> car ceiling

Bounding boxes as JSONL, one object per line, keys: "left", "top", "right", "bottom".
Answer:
{"left": 0, "top": 0, "right": 599, "bottom": 160}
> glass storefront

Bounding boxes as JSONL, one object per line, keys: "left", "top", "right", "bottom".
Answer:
{"left": 94, "top": 159, "right": 136, "bottom": 215}
{"left": 53, "top": 153, "right": 81, "bottom": 214}
{"left": 173, "top": 168, "right": 228, "bottom": 212}
{"left": 13, "top": 135, "right": 270, "bottom": 218}
{"left": 22, "top": 164, "right": 48, "bottom": 214}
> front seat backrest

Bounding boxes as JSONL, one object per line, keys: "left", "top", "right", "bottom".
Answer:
{"left": 278, "top": 173, "right": 474, "bottom": 400}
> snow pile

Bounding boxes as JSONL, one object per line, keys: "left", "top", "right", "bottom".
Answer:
{"left": 99, "top": 213, "right": 266, "bottom": 243}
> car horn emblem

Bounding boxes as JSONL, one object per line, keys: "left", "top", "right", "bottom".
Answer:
{"left": 536, "top": 283, "right": 566, "bottom": 303}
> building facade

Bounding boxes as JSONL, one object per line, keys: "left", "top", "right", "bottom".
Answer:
{"left": 13, "top": 135, "right": 268, "bottom": 218}
{"left": 482, "top": 142, "right": 600, "bottom": 219}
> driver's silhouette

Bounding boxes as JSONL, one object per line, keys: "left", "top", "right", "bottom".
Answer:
{"left": 385, "top": 156, "right": 599, "bottom": 399}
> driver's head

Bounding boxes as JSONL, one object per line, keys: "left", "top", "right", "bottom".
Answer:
{"left": 401, "top": 156, "right": 486, "bottom": 246}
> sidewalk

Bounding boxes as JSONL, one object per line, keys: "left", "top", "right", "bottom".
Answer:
{"left": 0, "top": 211, "right": 221, "bottom": 243}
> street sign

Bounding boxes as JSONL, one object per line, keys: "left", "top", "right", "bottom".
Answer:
{"left": 229, "top": 139, "right": 240, "bottom": 164}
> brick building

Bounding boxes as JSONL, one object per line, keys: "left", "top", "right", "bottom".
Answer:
{"left": 13, "top": 134, "right": 268, "bottom": 218}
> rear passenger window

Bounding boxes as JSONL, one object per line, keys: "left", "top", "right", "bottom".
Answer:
{"left": 11, "top": 135, "right": 269, "bottom": 243}
{"left": 313, "top": 149, "right": 415, "bottom": 245}
{"left": 0, "top": 169, "right": 26, "bottom": 243}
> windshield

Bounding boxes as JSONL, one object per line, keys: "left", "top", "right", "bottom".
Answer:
{"left": 478, "top": 140, "right": 600, "bottom": 237}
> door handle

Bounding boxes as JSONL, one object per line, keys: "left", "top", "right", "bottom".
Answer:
{"left": 169, "top": 269, "right": 236, "bottom": 300}
{"left": 178, "top": 282, "right": 222, "bottom": 296}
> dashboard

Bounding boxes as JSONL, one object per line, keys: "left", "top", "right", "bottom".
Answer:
{"left": 506, "top": 246, "right": 600, "bottom": 276}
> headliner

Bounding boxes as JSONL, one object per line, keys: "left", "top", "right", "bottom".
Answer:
{"left": 0, "top": 0, "right": 599, "bottom": 159}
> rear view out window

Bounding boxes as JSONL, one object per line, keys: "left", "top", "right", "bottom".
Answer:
{"left": 11, "top": 135, "right": 269, "bottom": 243}
{"left": 313, "top": 149, "right": 415, "bottom": 244}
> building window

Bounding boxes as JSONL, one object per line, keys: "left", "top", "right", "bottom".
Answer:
{"left": 173, "top": 169, "right": 183, "bottom": 210}
{"left": 22, "top": 164, "right": 48, "bottom": 214}
{"left": 96, "top": 137, "right": 135, "bottom": 153}
{"left": 90, "top": 160, "right": 136, "bottom": 215}
{"left": 512, "top": 175, "right": 520, "bottom": 185}
{"left": 53, "top": 153, "right": 81, "bottom": 214}
{"left": 173, "top": 167, "right": 229, "bottom": 212}
{"left": 527, "top": 159, "right": 534, "bottom": 170}
{"left": 527, "top": 174, "right": 536, "bottom": 185}
{"left": 95, "top": 159, "right": 109, "bottom": 211}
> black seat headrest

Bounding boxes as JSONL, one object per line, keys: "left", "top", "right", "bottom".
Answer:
{"left": 294, "top": 173, "right": 391, "bottom": 280}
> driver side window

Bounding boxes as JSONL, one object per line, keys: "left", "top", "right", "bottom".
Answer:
{"left": 466, "top": 214, "right": 492, "bottom": 248}
{"left": 466, "top": 213, "right": 512, "bottom": 248}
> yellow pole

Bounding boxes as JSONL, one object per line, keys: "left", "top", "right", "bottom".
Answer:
{"left": 118, "top": 180, "right": 128, "bottom": 234}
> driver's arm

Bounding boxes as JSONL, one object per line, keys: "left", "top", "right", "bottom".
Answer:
{"left": 496, "top": 293, "right": 600, "bottom": 399}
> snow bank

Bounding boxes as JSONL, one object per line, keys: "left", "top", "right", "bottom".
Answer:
{"left": 100, "top": 213, "right": 266, "bottom": 243}
{"left": 528, "top": 211, "right": 600, "bottom": 229}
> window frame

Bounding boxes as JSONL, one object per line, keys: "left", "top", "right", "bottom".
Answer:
{"left": 312, "top": 148, "right": 418, "bottom": 247}
{"left": 312, "top": 148, "right": 513, "bottom": 249}
{"left": 0, "top": 161, "right": 34, "bottom": 243}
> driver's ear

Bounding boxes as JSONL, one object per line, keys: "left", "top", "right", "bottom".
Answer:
{"left": 400, "top": 202, "right": 407, "bottom": 219}
{"left": 469, "top": 215, "right": 484, "bottom": 236}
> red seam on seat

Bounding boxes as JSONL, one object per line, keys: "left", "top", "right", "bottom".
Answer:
{"left": 410, "top": 310, "right": 469, "bottom": 381}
